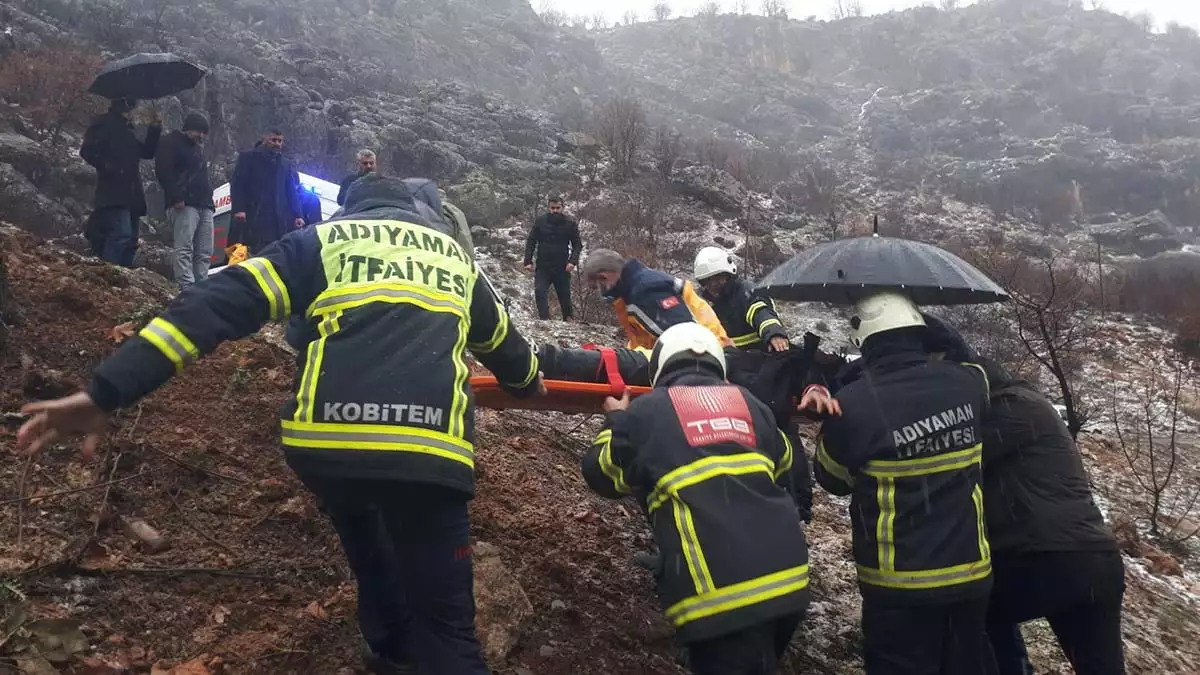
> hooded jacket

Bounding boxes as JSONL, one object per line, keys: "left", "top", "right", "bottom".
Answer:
{"left": 88, "top": 177, "right": 538, "bottom": 497}
{"left": 582, "top": 361, "right": 810, "bottom": 643}
{"left": 606, "top": 259, "right": 731, "bottom": 350}
{"left": 230, "top": 144, "right": 303, "bottom": 251}
{"left": 155, "top": 130, "right": 214, "bottom": 210}
{"left": 80, "top": 112, "right": 161, "bottom": 217}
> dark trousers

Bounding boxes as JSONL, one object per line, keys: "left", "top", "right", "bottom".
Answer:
{"left": 687, "top": 613, "right": 804, "bottom": 675}
{"left": 297, "top": 476, "right": 489, "bottom": 675}
{"left": 987, "top": 550, "right": 1126, "bottom": 675}
{"left": 534, "top": 267, "right": 573, "bottom": 320}
{"left": 94, "top": 208, "right": 136, "bottom": 268}
{"left": 862, "top": 595, "right": 996, "bottom": 675}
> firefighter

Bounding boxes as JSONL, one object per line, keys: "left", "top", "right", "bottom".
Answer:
{"left": 693, "top": 246, "right": 789, "bottom": 352}
{"left": 581, "top": 248, "right": 731, "bottom": 351}
{"left": 813, "top": 291, "right": 995, "bottom": 675}
{"left": 582, "top": 322, "right": 835, "bottom": 675}
{"left": 17, "top": 175, "right": 544, "bottom": 675}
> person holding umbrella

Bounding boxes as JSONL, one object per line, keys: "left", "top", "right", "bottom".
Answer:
{"left": 80, "top": 98, "right": 161, "bottom": 268}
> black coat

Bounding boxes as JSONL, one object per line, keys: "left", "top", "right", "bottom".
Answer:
{"left": 523, "top": 212, "right": 581, "bottom": 270}
{"left": 154, "top": 130, "right": 213, "bottom": 210}
{"left": 337, "top": 172, "right": 369, "bottom": 206}
{"left": 229, "top": 145, "right": 303, "bottom": 250}
{"left": 80, "top": 112, "right": 161, "bottom": 217}
{"left": 981, "top": 382, "right": 1116, "bottom": 556}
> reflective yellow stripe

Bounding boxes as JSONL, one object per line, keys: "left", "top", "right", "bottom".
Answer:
{"left": 864, "top": 444, "right": 983, "bottom": 478}
{"left": 775, "top": 432, "right": 793, "bottom": 480}
{"left": 757, "top": 318, "right": 782, "bottom": 336}
{"left": 239, "top": 258, "right": 291, "bottom": 321}
{"left": 505, "top": 352, "right": 540, "bottom": 390}
{"left": 730, "top": 332, "right": 761, "bottom": 348}
{"left": 467, "top": 301, "right": 509, "bottom": 354}
{"left": 310, "top": 283, "right": 467, "bottom": 318}
{"left": 280, "top": 420, "right": 474, "bottom": 467}
{"left": 973, "top": 484, "right": 990, "bottom": 561}
{"left": 450, "top": 316, "right": 470, "bottom": 437}
{"left": 665, "top": 564, "right": 809, "bottom": 627}
{"left": 647, "top": 453, "right": 775, "bottom": 512}
{"left": 745, "top": 300, "right": 769, "bottom": 325}
{"left": 673, "top": 498, "right": 715, "bottom": 594}
{"left": 961, "top": 361, "right": 991, "bottom": 398}
{"left": 294, "top": 311, "right": 341, "bottom": 423}
{"left": 594, "top": 430, "right": 632, "bottom": 495}
{"left": 816, "top": 439, "right": 854, "bottom": 487}
{"left": 138, "top": 317, "right": 199, "bottom": 372}
{"left": 876, "top": 477, "right": 896, "bottom": 570}
{"left": 856, "top": 560, "right": 992, "bottom": 590}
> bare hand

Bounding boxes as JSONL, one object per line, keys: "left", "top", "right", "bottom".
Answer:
{"left": 294, "top": 218, "right": 305, "bottom": 228}
{"left": 233, "top": 212, "right": 246, "bottom": 221}
{"left": 565, "top": 263, "right": 575, "bottom": 274}
{"left": 524, "top": 264, "right": 533, "bottom": 273}
{"left": 172, "top": 201, "right": 185, "bottom": 211}
{"left": 17, "top": 392, "right": 109, "bottom": 460}
{"left": 769, "top": 336, "right": 790, "bottom": 352}
{"left": 603, "top": 390, "right": 631, "bottom": 413}
{"left": 798, "top": 386, "right": 841, "bottom": 418}
{"left": 146, "top": 109, "right": 161, "bottom": 126}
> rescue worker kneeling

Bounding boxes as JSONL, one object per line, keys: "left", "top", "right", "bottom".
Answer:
{"left": 814, "top": 292, "right": 995, "bottom": 675}
{"left": 693, "top": 246, "right": 789, "bottom": 353}
{"left": 17, "top": 175, "right": 544, "bottom": 675}
{"left": 582, "top": 323, "right": 811, "bottom": 675}
{"left": 582, "top": 248, "right": 731, "bottom": 350}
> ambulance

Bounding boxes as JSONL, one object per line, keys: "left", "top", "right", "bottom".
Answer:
{"left": 209, "top": 172, "right": 341, "bottom": 268}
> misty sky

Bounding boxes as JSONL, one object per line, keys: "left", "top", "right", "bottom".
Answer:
{"left": 545, "top": 0, "right": 1200, "bottom": 30}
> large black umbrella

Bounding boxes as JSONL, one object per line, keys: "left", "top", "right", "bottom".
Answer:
{"left": 757, "top": 233, "right": 1009, "bottom": 306}
{"left": 89, "top": 53, "right": 207, "bottom": 101}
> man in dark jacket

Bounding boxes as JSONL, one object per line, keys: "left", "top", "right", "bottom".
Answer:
{"left": 523, "top": 196, "right": 582, "bottom": 320}
{"left": 693, "top": 246, "right": 789, "bottom": 352}
{"left": 229, "top": 129, "right": 304, "bottom": 253}
{"left": 814, "top": 291, "right": 995, "bottom": 675}
{"left": 337, "top": 149, "right": 377, "bottom": 206}
{"left": 18, "top": 175, "right": 545, "bottom": 675}
{"left": 155, "top": 112, "right": 214, "bottom": 289}
{"left": 923, "top": 318, "right": 1126, "bottom": 675}
{"left": 582, "top": 322, "right": 811, "bottom": 675}
{"left": 80, "top": 98, "right": 162, "bottom": 268}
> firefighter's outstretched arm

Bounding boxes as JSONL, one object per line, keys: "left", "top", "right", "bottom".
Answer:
{"left": 466, "top": 273, "right": 541, "bottom": 398}
{"left": 813, "top": 417, "right": 856, "bottom": 496}
{"left": 742, "top": 291, "right": 788, "bottom": 347}
{"left": 582, "top": 412, "right": 637, "bottom": 499}
{"left": 17, "top": 233, "right": 317, "bottom": 457}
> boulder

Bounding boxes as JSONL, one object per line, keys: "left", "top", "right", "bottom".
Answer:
{"left": 472, "top": 541, "right": 532, "bottom": 666}
{"left": 1087, "top": 210, "right": 1184, "bottom": 258}
{"left": 671, "top": 164, "right": 747, "bottom": 213}
{"left": 556, "top": 132, "right": 600, "bottom": 154}
{"left": 0, "top": 163, "right": 77, "bottom": 238}
{"left": 775, "top": 214, "right": 808, "bottom": 231}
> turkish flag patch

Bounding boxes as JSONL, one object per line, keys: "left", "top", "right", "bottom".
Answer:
{"left": 660, "top": 296, "right": 680, "bottom": 310}
{"left": 669, "top": 386, "right": 757, "bottom": 448}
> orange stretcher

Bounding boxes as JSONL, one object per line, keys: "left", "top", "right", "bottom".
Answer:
{"left": 470, "top": 344, "right": 651, "bottom": 414}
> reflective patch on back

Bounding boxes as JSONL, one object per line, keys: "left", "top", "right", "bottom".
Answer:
{"left": 669, "top": 386, "right": 756, "bottom": 448}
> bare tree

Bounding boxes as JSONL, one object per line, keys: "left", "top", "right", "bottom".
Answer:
{"left": 1086, "top": 0, "right": 1105, "bottom": 9}
{"left": 846, "top": 0, "right": 864, "bottom": 17}
{"left": 595, "top": 96, "right": 648, "bottom": 179}
{"left": 0, "top": 43, "right": 105, "bottom": 146}
{"left": 654, "top": 126, "right": 683, "bottom": 182}
{"left": 652, "top": 2, "right": 672, "bottom": 20}
{"left": 591, "top": 11, "right": 609, "bottom": 29}
{"left": 831, "top": 0, "right": 847, "bottom": 19}
{"left": 1130, "top": 10, "right": 1154, "bottom": 32}
{"left": 761, "top": 0, "right": 788, "bottom": 18}
{"left": 938, "top": 0, "right": 959, "bottom": 10}
{"left": 622, "top": 9, "right": 639, "bottom": 24}
{"left": 1111, "top": 362, "right": 1200, "bottom": 542}
{"left": 537, "top": 0, "right": 568, "bottom": 26}
{"left": 974, "top": 249, "right": 1096, "bottom": 439}
{"left": 696, "top": 1, "right": 722, "bottom": 17}
{"left": 735, "top": 0, "right": 750, "bottom": 14}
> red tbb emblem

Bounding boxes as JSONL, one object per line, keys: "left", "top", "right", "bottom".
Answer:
{"left": 669, "top": 386, "right": 756, "bottom": 448}
{"left": 660, "top": 296, "right": 681, "bottom": 310}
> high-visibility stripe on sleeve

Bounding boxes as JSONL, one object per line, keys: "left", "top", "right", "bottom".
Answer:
{"left": 239, "top": 257, "right": 291, "bottom": 321}
{"left": 467, "top": 301, "right": 509, "bottom": 354}
{"left": 757, "top": 318, "right": 782, "bottom": 336}
{"left": 961, "top": 361, "right": 991, "bottom": 398}
{"left": 593, "top": 430, "right": 632, "bottom": 495}
{"left": 775, "top": 432, "right": 794, "bottom": 480}
{"left": 502, "top": 352, "right": 539, "bottom": 390}
{"left": 138, "top": 317, "right": 199, "bottom": 372}
{"left": 816, "top": 438, "right": 854, "bottom": 487}
{"left": 730, "top": 332, "right": 761, "bottom": 348}
{"left": 745, "top": 300, "right": 770, "bottom": 325}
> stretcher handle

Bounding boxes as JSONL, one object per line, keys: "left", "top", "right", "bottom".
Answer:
{"left": 582, "top": 344, "right": 627, "bottom": 398}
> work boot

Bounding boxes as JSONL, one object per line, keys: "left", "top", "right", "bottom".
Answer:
{"left": 360, "top": 638, "right": 416, "bottom": 675}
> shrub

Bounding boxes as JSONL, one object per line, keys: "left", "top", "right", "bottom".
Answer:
{"left": 0, "top": 44, "right": 105, "bottom": 145}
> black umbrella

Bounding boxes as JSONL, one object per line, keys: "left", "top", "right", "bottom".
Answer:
{"left": 89, "top": 53, "right": 207, "bottom": 101}
{"left": 756, "top": 231, "right": 1009, "bottom": 306}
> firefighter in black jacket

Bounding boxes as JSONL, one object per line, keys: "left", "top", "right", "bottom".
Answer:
{"left": 693, "top": 246, "right": 789, "bottom": 352}
{"left": 18, "top": 176, "right": 544, "bottom": 675}
{"left": 582, "top": 322, "right": 833, "bottom": 675}
{"left": 923, "top": 317, "right": 1126, "bottom": 675}
{"left": 814, "top": 291, "right": 995, "bottom": 675}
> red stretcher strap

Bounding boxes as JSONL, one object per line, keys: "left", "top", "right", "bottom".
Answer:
{"left": 582, "top": 343, "right": 626, "bottom": 397}
{"left": 470, "top": 376, "right": 650, "bottom": 414}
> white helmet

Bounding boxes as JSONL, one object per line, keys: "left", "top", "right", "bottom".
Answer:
{"left": 693, "top": 246, "right": 737, "bottom": 282}
{"left": 649, "top": 322, "right": 728, "bottom": 385}
{"left": 849, "top": 291, "right": 925, "bottom": 348}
